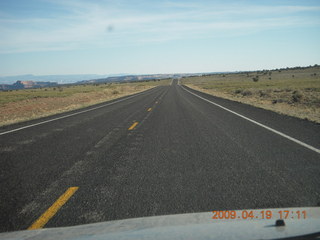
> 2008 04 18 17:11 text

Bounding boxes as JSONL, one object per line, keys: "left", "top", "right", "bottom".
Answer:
{"left": 212, "top": 210, "right": 307, "bottom": 220}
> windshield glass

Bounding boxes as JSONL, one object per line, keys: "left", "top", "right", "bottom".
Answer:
{"left": 0, "top": 0, "right": 319, "bottom": 238}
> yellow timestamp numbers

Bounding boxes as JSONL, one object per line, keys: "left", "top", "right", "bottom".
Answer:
{"left": 212, "top": 210, "right": 307, "bottom": 220}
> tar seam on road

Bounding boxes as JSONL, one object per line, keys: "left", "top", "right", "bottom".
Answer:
{"left": 128, "top": 122, "right": 139, "bottom": 130}
{"left": 0, "top": 87, "right": 159, "bottom": 136}
{"left": 181, "top": 85, "right": 320, "bottom": 154}
{"left": 28, "top": 187, "right": 79, "bottom": 230}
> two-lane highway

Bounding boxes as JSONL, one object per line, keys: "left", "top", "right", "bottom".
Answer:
{"left": 0, "top": 80, "right": 319, "bottom": 232}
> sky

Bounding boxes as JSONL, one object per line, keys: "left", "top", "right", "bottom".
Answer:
{"left": 0, "top": 0, "right": 319, "bottom": 77}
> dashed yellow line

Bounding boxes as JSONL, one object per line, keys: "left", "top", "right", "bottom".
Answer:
{"left": 28, "top": 187, "right": 79, "bottom": 230}
{"left": 128, "top": 122, "right": 139, "bottom": 130}
{"left": 147, "top": 108, "right": 152, "bottom": 112}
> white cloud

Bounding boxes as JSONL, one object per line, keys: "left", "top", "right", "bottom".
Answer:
{"left": 0, "top": 0, "right": 319, "bottom": 53}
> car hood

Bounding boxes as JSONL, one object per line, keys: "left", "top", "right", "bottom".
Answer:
{"left": 1, "top": 207, "right": 319, "bottom": 240}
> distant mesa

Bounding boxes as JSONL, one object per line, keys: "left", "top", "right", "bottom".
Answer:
{"left": 0, "top": 80, "right": 58, "bottom": 91}
{"left": 0, "top": 73, "right": 211, "bottom": 91}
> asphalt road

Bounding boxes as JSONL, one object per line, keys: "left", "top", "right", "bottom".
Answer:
{"left": 0, "top": 79, "right": 319, "bottom": 232}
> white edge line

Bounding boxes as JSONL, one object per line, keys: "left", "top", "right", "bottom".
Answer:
{"left": 0, "top": 87, "right": 159, "bottom": 136}
{"left": 181, "top": 85, "right": 320, "bottom": 154}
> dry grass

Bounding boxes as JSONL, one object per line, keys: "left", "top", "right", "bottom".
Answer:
{"left": 182, "top": 66, "right": 320, "bottom": 123}
{"left": 0, "top": 80, "right": 170, "bottom": 126}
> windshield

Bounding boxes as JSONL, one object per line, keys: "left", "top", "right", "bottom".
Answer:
{"left": 0, "top": 0, "right": 319, "bottom": 238}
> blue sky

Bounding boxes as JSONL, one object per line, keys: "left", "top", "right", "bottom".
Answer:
{"left": 0, "top": 0, "right": 319, "bottom": 76}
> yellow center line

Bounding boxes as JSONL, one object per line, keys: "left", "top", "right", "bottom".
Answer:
{"left": 28, "top": 187, "right": 79, "bottom": 230}
{"left": 128, "top": 121, "right": 138, "bottom": 130}
{"left": 147, "top": 108, "right": 152, "bottom": 112}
